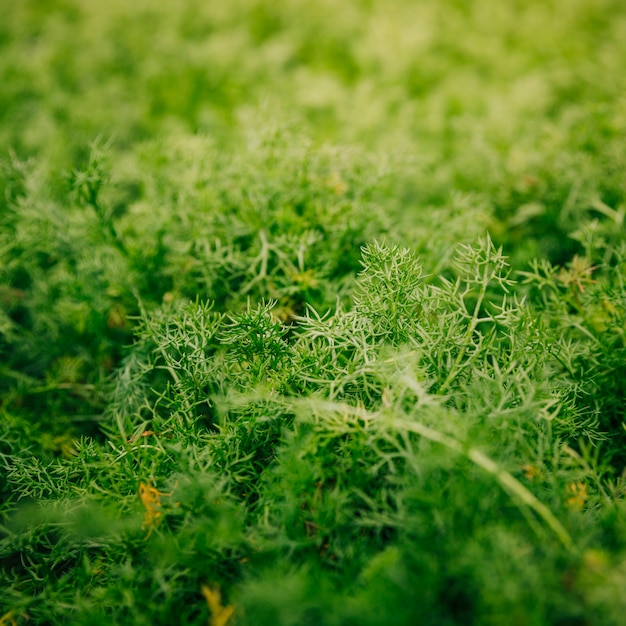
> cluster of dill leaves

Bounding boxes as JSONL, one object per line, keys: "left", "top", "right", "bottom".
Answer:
{"left": 2, "top": 1, "right": 626, "bottom": 624}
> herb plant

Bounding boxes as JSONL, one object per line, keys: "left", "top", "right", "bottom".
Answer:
{"left": 2, "top": 0, "right": 626, "bottom": 624}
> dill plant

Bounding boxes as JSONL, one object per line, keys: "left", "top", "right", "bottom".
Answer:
{"left": 4, "top": 237, "right": 626, "bottom": 625}
{"left": 2, "top": 0, "right": 626, "bottom": 624}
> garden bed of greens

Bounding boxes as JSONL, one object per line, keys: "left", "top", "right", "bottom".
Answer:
{"left": 2, "top": 1, "right": 626, "bottom": 624}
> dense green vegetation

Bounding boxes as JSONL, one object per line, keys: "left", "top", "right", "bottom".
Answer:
{"left": 2, "top": 0, "right": 626, "bottom": 624}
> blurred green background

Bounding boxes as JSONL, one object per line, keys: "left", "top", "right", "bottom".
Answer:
{"left": 2, "top": 0, "right": 625, "bottom": 264}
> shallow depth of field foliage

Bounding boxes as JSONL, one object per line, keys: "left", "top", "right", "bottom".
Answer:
{"left": 2, "top": 0, "right": 626, "bottom": 624}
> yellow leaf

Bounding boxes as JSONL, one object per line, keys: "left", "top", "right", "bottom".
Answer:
{"left": 139, "top": 481, "right": 170, "bottom": 539}
{"left": 0, "top": 611, "right": 17, "bottom": 626}
{"left": 566, "top": 481, "right": 587, "bottom": 511}
{"left": 202, "top": 584, "right": 235, "bottom": 626}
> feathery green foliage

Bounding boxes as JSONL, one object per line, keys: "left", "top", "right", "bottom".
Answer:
{"left": 2, "top": 0, "right": 626, "bottom": 624}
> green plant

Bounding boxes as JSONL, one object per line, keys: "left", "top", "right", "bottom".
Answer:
{"left": 2, "top": 1, "right": 626, "bottom": 624}
{"left": 3, "top": 236, "right": 626, "bottom": 624}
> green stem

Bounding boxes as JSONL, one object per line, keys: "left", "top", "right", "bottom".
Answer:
{"left": 394, "top": 417, "right": 574, "bottom": 550}
{"left": 437, "top": 286, "right": 486, "bottom": 395}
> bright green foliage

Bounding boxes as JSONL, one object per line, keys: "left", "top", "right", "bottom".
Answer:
{"left": 2, "top": 0, "right": 626, "bottom": 625}
{"left": 4, "top": 239, "right": 626, "bottom": 624}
